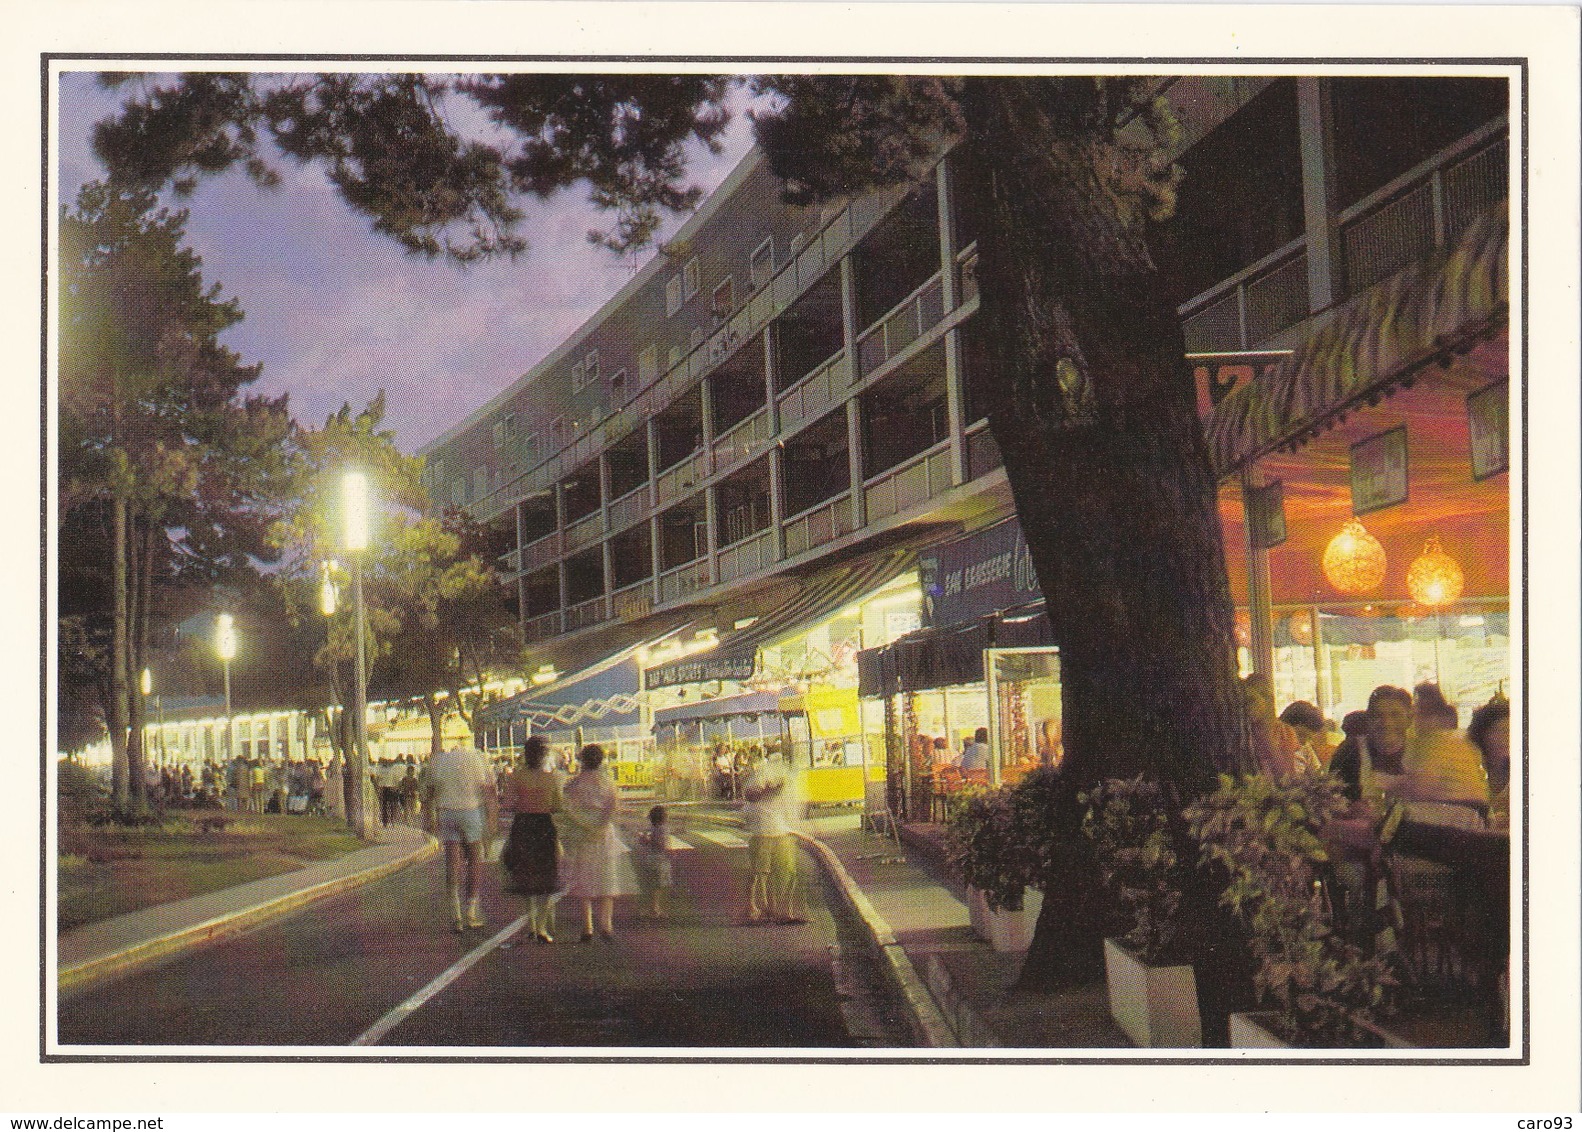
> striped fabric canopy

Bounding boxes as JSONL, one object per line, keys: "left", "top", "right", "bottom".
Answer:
{"left": 1204, "top": 205, "right": 1508, "bottom": 475}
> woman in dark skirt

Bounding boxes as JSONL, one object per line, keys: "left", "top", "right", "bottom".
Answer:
{"left": 501, "top": 736, "right": 564, "bottom": 943}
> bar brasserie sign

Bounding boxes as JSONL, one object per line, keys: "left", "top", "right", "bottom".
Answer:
{"left": 923, "top": 518, "right": 1040, "bottom": 627}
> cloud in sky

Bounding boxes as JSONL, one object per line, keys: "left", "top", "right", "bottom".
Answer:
{"left": 57, "top": 71, "right": 755, "bottom": 452}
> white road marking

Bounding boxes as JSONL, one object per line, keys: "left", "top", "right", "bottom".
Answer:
{"left": 350, "top": 913, "right": 530, "bottom": 1046}
{"left": 688, "top": 829, "right": 748, "bottom": 849}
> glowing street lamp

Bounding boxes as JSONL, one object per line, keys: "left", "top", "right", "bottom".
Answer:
{"left": 216, "top": 612, "right": 237, "bottom": 765}
{"left": 343, "top": 470, "right": 372, "bottom": 839}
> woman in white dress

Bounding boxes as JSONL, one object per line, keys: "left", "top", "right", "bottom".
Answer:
{"left": 559, "top": 744, "right": 636, "bottom": 941}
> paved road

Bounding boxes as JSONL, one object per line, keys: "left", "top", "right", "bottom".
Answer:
{"left": 57, "top": 810, "right": 911, "bottom": 1049}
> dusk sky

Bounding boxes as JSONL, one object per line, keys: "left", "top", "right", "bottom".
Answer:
{"left": 57, "top": 72, "right": 757, "bottom": 453}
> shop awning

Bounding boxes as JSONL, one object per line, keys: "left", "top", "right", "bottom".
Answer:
{"left": 475, "top": 655, "right": 644, "bottom": 735}
{"left": 652, "top": 690, "right": 783, "bottom": 726}
{"left": 1204, "top": 204, "right": 1508, "bottom": 475}
{"left": 643, "top": 547, "right": 917, "bottom": 689}
{"left": 858, "top": 602, "right": 1054, "bottom": 696}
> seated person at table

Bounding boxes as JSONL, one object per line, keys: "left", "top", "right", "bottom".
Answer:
{"left": 930, "top": 736, "right": 953, "bottom": 772}
{"left": 1278, "top": 699, "right": 1334, "bottom": 773}
{"left": 1401, "top": 683, "right": 1489, "bottom": 824}
{"left": 1242, "top": 674, "right": 1307, "bottom": 779}
{"left": 1328, "top": 685, "right": 1412, "bottom": 801}
{"left": 1467, "top": 696, "right": 1511, "bottom": 831}
{"left": 959, "top": 728, "right": 991, "bottom": 776}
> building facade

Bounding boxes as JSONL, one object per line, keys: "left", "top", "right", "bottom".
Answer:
{"left": 423, "top": 74, "right": 1512, "bottom": 765}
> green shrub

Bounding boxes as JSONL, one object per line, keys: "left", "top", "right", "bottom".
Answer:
{"left": 944, "top": 767, "right": 1064, "bottom": 913}
{"left": 1081, "top": 776, "right": 1185, "bottom": 965}
{"left": 1185, "top": 773, "right": 1396, "bottom": 1047}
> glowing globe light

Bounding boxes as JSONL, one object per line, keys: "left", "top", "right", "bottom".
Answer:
{"left": 1322, "top": 519, "right": 1386, "bottom": 595}
{"left": 1288, "top": 609, "right": 1314, "bottom": 646}
{"left": 1406, "top": 537, "right": 1464, "bottom": 608}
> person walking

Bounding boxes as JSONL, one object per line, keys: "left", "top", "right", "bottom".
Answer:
{"left": 740, "top": 749, "right": 805, "bottom": 925}
{"left": 559, "top": 744, "right": 635, "bottom": 942}
{"left": 635, "top": 804, "right": 675, "bottom": 920}
{"left": 501, "top": 736, "right": 564, "bottom": 944}
{"left": 423, "top": 743, "right": 499, "bottom": 933}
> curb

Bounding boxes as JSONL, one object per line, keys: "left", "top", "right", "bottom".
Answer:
{"left": 793, "top": 830, "right": 960, "bottom": 1048}
{"left": 58, "top": 835, "right": 440, "bottom": 995}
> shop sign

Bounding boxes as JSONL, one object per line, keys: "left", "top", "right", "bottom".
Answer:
{"left": 1349, "top": 426, "right": 1409, "bottom": 515}
{"left": 1246, "top": 479, "right": 1288, "bottom": 549}
{"left": 923, "top": 518, "right": 1040, "bottom": 628}
{"left": 1467, "top": 380, "right": 1509, "bottom": 481}
{"left": 1190, "top": 351, "right": 1290, "bottom": 417}
{"left": 644, "top": 653, "right": 757, "bottom": 690}
{"left": 803, "top": 687, "right": 861, "bottom": 739}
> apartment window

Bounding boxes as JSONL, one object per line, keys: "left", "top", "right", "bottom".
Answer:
{"left": 683, "top": 257, "right": 701, "bottom": 300}
{"left": 473, "top": 468, "right": 489, "bottom": 500}
{"left": 584, "top": 349, "right": 600, "bottom": 384}
{"left": 492, "top": 414, "right": 516, "bottom": 449}
{"left": 749, "top": 238, "right": 775, "bottom": 289}
{"left": 710, "top": 276, "right": 735, "bottom": 323}
{"left": 690, "top": 326, "right": 707, "bottom": 350}
{"left": 451, "top": 478, "right": 468, "bottom": 506}
{"left": 518, "top": 433, "right": 540, "bottom": 468}
{"left": 638, "top": 344, "right": 659, "bottom": 383}
{"left": 607, "top": 367, "right": 628, "bottom": 399}
{"left": 571, "top": 361, "right": 588, "bottom": 392}
{"left": 667, "top": 344, "right": 684, "bottom": 371}
{"left": 549, "top": 416, "right": 568, "bottom": 448}
{"left": 665, "top": 275, "right": 684, "bottom": 317}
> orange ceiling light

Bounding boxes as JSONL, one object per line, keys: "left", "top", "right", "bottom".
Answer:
{"left": 1322, "top": 519, "right": 1387, "bottom": 595}
{"left": 1406, "top": 537, "right": 1465, "bottom": 608}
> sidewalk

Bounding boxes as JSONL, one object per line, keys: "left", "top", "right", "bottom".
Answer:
{"left": 58, "top": 821, "right": 437, "bottom": 994}
{"left": 801, "top": 810, "right": 1128, "bottom": 1049}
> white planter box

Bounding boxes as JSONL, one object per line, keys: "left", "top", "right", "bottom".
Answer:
{"left": 1230, "top": 1010, "right": 1413, "bottom": 1050}
{"left": 966, "top": 887, "right": 1043, "bottom": 952}
{"left": 1103, "top": 938, "right": 1201, "bottom": 1048}
{"left": 1230, "top": 1011, "right": 1291, "bottom": 1049}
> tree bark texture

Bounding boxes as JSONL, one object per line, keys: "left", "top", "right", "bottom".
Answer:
{"left": 424, "top": 691, "right": 444, "bottom": 755}
{"left": 956, "top": 80, "right": 1256, "bottom": 1009}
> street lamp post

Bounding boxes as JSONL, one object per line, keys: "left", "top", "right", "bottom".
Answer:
{"left": 215, "top": 613, "right": 237, "bottom": 783}
{"left": 318, "top": 560, "right": 346, "bottom": 820}
{"left": 343, "top": 471, "right": 372, "bottom": 839}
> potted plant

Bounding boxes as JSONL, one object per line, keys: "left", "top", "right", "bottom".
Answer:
{"left": 1185, "top": 773, "right": 1397, "bottom": 1049}
{"left": 1081, "top": 776, "right": 1199, "bottom": 1048}
{"left": 943, "top": 771, "right": 1060, "bottom": 952}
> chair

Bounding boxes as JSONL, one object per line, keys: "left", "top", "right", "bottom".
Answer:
{"left": 862, "top": 778, "right": 898, "bottom": 840}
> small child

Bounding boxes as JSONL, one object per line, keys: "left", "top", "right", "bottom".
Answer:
{"left": 636, "top": 804, "right": 675, "bottom": 919}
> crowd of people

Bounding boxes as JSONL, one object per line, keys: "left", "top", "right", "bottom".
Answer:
{"left": 428, "top": 738, "right": 805, "bottom": 940}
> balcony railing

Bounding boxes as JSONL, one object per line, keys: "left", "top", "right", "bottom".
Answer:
{"left": 658, "top": 557, "right": 711, "bottom": 605}
{"left": 1342, "top": 127, "right": 1507, "bottom": 295}
{"left": 711, "top": 408, "right": 773, "bottom": 475}
{"left": 564, "top": 594, "right": 609, "bottom": 632}
{"left": 957, "top": 244, "right": 979, "bottom": 306}
{"left": 716, "top": 528, "right": 776, "bottom": 585}
{"left": 855, "top": 272, "right": 947, "bottom": 378}
{"left": 654, "top": 450, "right": 707, "bottom": 507}
{"left": 563, "top": 510, "right": 604, "bottom": 552}
{"left": 520, "top": 532, "right": 562, "bottom": 573}
{"left": 498, "top": 548, "right": 521, "bottom": 575}
{"left": 523, "top": 610, "right": 563, "bottom": 643}
{"left": 611, "top": 578, "right": 655, "bottom": 622}
{"left": 782, "top": 495, "right": 854, "bottom": 558}
{"left": 777, "top": 351, "right": 850, "bottom": 433}
{"left": 1179, "top": 120, "right": 1507, "bottom": 354}
{"left": 607, "top": 483, "right": 650, "bottom": 532}
{"left": 864, "top": 441, "right": 953, "bottom": 523}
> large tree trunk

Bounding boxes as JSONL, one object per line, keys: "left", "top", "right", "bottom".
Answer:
{"left": 958, "top": 79, "right": 1256, "bottom": 1032}
{"left": 109, "top": 493, "right": 130, "bottom": 808}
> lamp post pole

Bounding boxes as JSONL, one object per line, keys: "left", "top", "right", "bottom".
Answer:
{"left": 343, "top": 471, "right": 372, "bottom": 840}
{"left": 216, "top": 613, "right": 237, "bottom": 784}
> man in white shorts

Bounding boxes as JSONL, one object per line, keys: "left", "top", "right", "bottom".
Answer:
{"left": 422, "top": 745, "right": 498, "bottom": 932}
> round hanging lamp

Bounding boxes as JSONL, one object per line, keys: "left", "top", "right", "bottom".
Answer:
{"left": 1322, "top": 519, "right": 1387, "bottom": 595}
{"left": 1406, "top": 536, "right": 1465, "bottom": 608}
